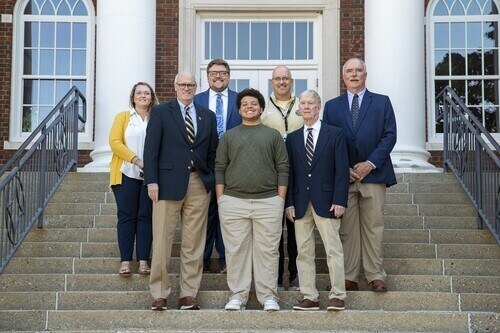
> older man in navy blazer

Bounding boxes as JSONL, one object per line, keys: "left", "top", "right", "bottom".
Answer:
{"left": 323, "top": 58, "right": 397, "bottom": 293}
{"left": 194, "top": 59, "right": 241, "bottom": 274}
{"left": 285, "top": 90, "right": 349, "bottom": 311}
{"left": 144, "top": 71, "right": 218, "bottom": 311}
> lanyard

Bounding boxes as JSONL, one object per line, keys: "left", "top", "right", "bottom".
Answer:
{"left": 269, "top": 97, "right": 296, "bottom": 133}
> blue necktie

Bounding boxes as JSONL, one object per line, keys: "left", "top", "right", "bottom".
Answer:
{"left": 351, "top": 94, "right": 359, "bottom": 127}
{"left": 216, "top": 93, "right": 224, "bottom": 139}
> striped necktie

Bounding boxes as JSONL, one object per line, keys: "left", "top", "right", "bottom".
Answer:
{"left": 351, "top": 94, "right": 359, "bottom": 127}
{"left": 185, "top": 105, "right": 195, "bottom": 144}
{"left": 306, "top": 127, "right": 314, "bottom": 168}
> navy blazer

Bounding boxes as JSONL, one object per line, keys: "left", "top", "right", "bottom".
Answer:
{"left": 323, "top": 90, "right": 397, "bottom": 187}
{"left": 285, "top": 122, "right": 349, "bottom": 219}
{"left": 143, "top": 100, "right": 218, "bottom": 200}
{"left": 194, "top": 89, "right": 242, "bottom": 131}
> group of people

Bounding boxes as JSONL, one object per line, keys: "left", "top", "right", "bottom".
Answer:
{"left": 108, "top": 57, "right": 397, "bottom": 312}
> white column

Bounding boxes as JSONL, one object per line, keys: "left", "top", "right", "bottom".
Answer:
{"left": 365, "top": 0, "right": 437, "bottom": 172}
{"left": 84, "top": 1, "right": 156, "bottom": 171}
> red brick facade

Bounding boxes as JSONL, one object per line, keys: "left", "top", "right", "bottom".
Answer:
{"left": 0, "top": 0, "right": 444, "bottom": 168}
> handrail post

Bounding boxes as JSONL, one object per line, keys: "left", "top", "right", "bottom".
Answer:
{"left": 475, "top": 127, "right": 483, "bottom": 230}
{"left": 442, "top": 92, "right": 449, "bottom": 171}
{"left": 38, "top": 127, "right": 47, "bottom": 229}
{"left": 72, "top": 100, "right": 79, "bottom": 171}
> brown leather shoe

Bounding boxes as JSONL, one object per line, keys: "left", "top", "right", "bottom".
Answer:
{"left": 293, "top": 299, "right": 319, "bottom": 311}
{"left": 370, "top": 279, "right": 388, "bottom": 292}
{"left": 326, "top": 298, "right": 345, "bottom": 311}
{"left": 345, "top": 280, "right": 359, "bottom": 291}
{"left": 179, "top": 296, "right": 200, "bottom": 310}
{"left": 151, "top": 298, "right": 167, "bottom": 311}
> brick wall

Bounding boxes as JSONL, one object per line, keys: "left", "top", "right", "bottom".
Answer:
{"left": 339, "top": 0, "right": 365, "bottom": 92}
{"left": 0, "top": 0, "right": 15, "bottom": 166}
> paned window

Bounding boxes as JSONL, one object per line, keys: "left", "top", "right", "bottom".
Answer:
{"left": 10, "top": 0, "right": 94, "bottom": 144}
{"left": 204, "top": 21, "right": 314, "bottom": 61}
{"left": 429, "top": 0, "right": 499, "bottom": 136}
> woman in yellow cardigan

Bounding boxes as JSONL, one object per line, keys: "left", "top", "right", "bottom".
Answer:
{"left": 109, "top": 82, "right": 158, "bottom": 276}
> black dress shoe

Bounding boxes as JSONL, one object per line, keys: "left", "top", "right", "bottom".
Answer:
{"left": 345, "top": 280, "right": 359, "bottom": 291}
{"left": 369, "top": 279, "right": 387, "bottom": 292}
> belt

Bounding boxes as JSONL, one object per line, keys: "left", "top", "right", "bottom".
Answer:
{"left": 188, "top": 165, "right": 197, "bottom": 173}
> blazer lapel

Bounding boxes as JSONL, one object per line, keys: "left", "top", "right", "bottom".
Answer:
{"left": 310, "top": 125, "right": 328, "bottom": 170}
{"left": 193, "top": 104, "right": 206, "bottom": 145}
{"left": 340, "top": 93, "right": 355, "bottom": 135}
{"left": 226, "top": 90, "right": 236, "bottom": 126}
{"left": 296, "top": 128, "right": 308, "bottom": 168}
{"left": 170, "top": 102, "right": 190, "bottom": 143}
{"left": 354, "top": 90, "right": 372, "bottom": 133}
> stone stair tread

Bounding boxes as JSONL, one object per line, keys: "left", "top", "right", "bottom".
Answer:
{"left": 0, "top": 290, "right": 462, "bottom": 312}
{"left": 0, "top": 309, "right": 484, "bottom": 332}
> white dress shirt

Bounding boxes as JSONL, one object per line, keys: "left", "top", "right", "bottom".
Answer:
{"left": 303, "top": 119, "right": 322, "bottom": 150}
{"left": 120, "top": 108, "right": 148, "bottom": 180}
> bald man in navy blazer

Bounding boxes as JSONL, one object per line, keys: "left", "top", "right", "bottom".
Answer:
{"left": 144, "top": 71, "right": 218, "bottom": 311}
{"left": 194, "top": 59, "right": 241, "bottom": 274}
{"left": 323, "top": 58, "right": 397, "bottom": 293}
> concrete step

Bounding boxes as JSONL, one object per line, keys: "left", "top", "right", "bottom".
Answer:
{"left": 57, "top": 181, "right": 111, "bottom": 192}
{"left": 26, "top": 227, "right": 494, "bottom": 245}
{"left": 7, "top": 257, "right": 491, "bottom": 277}
{"left": 13, "top": 240, "right": 500, "bottom": 260}
{"left": 0, "top": 273, "right": 455, "bottom": 293}
{"left": 2, "top": 309, "right": 487, "bottom": 332}
{"left": 413, "top": 192, "right": 470, "bottom": 204}
{"left": 402, "top": 173, "right": 456, "bottom": 183}
{"left": 0, "top": 290, "right": 463, "bottom": 312}
{"left": 409, "top": 183, "right": 464, "bottom": 193}
{"left": 418, "top": 204, "right": 477, "bottom": 217}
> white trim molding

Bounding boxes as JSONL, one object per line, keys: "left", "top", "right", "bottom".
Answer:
{"left": 179, "top": 0, "right": 340, "bottom": 100}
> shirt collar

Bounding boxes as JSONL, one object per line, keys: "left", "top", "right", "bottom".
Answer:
{"left": 209, "top": 88, "right": 228, "bottom": 98}
{"left": 347, "top": 88, "right": 366, "bottom": 100}
{"left": 177, "top": 99, "right": 194, "bottom": 111}
{"left": 304, "top": 119, "right": 321, "bottom": 133}
{"left": 270, "top": 92, "right": 296, "bottom": 104}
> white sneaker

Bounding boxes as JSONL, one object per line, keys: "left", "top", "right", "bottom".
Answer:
{"left": 263, "top": 299, "right": 280, "bottom": 311}
{"left": 225, "top": 299, "right": 244, "bottom": 311}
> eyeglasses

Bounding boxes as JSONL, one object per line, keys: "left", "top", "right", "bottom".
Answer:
{"left": 208, "top": 71, "right": 229, "bottom": 78}
{"left": 176, "top": 83, "right": 197, "bottom": 89}
{"left": 135, "top": 91, "right": 151, "bottom": 96}
{"left": 271, "top": 77, "right": 292, "bottom": 83}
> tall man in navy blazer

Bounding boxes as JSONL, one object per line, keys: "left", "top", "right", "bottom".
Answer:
{"left": 144, "top": 71, "right": 218, "bottom": 311}
{"left": 194, "top": 59, "right": 241, "bottom": 273}
{"left": 285, "top": 90, "right": 349, "bottom": 311}
{"left": 323, "top": 58, "right": 397, "bottom": 292}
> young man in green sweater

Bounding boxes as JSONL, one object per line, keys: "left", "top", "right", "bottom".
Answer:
{"left": 215, "top": 88, "right": 289, "bottom": 312}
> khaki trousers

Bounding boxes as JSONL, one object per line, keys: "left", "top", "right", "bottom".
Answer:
{"left": 218, "top": 194, "right": 283, "bottom": 305}
{"left": 149, "top": 172, "right": 210, "bottom": 299}
{"left": 295, "top": 202, "right": 346, "bottom": 301}
{"left": 340, "top": 182, "right": 387, "bottom": 283}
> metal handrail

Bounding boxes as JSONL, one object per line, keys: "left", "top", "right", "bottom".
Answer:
{"left": 437, "top": 86, "right": 500, "bottom": 244}
{"left": 0, "top": 86, "right": 86, "bottom": 274}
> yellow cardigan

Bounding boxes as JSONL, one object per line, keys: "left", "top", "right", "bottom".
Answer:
{"left": 109, "top": 111, "right": 136, "bottom": 187}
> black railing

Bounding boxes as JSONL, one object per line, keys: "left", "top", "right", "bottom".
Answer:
{"left": 437, "top": 86, "right": 500, "bottom": 245}
{"left": 0, "top": 86, "right": 86, "bottom": 274}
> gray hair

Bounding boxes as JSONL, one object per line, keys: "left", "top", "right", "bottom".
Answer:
{"left": 342, "top": 57, "right": 367, "bottom": 73}
{"left": 174, "top": 71, "right": 197, "bottom": 84}
{"left": 299, "top": 89, "right": 321, "bottom": 105}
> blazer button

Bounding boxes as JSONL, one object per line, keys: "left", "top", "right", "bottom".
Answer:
{"left": 308, "top": 173, "right": 311, "bottom": 177}
{"left": 306, "top": 187, "right": 309, "bottom": 190}
{"left": 190, "top": 149, "right": 194, "bottom": 152}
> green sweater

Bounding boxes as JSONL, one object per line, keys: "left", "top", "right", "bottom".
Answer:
{"left": 215, "top": 123, "right": 289, "bottom": 199}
